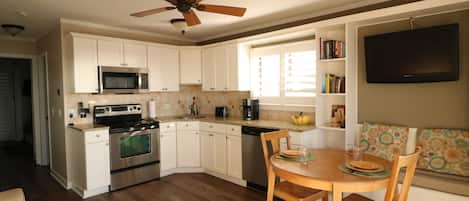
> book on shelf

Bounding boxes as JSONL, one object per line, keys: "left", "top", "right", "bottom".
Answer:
{"left": 321, "top": 73, "right": 346, "bottom": 94}
{"left": 320, "top": 38, "right": 346, "bottom": 60}
{"left": 329, "top": 105, "right": 345, "bottom": 128}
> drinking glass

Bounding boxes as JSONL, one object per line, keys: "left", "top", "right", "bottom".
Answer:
{"left": 345, "top": 144, "right": 363, "bottom": 163}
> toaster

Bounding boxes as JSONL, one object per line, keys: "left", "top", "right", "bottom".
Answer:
{"left": 215, "top": 106, "right": 229, "bottom": 118}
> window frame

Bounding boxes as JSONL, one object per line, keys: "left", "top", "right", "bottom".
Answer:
{"left": 250, "top": 40, "right": 316, "bottom": 111}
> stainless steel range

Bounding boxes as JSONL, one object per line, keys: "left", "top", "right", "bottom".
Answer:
{"left": 93, "top": 104, "right": 160, "bottom": 191}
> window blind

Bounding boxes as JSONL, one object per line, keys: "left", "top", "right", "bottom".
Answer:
{"left": 284, "top": 51, "right": 316, "bottom": 97}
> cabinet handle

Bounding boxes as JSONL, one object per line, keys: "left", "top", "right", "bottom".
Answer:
{"left": 166, "top": 126, "right": 170, "bottom": 128}
{"left": 96, "top": 134, "right": 100, "bottom": 138}
{"left": 209, "top": 134, "right": 214, "bottom": 136}
{"left": 185, "top": 124, "right": 189, "bottom": 127}
{"left": 231, "top": 128, "right": 235, "bottom": 131}
{"left": 210, "top": 88, "right": 215, "bottom": 90}
{"left": 197, "top": 80, "right": 201, "bottom": 83}
{"left": 105, "top": 143, "right": 109, "bottom": 146}
{"left": 209, "top": 125, "right": 213, "bottom": 128}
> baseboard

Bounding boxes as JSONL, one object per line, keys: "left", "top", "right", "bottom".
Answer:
{"left": 50, "top": 169, "right": 71, "bottom": 189}
{"left": 204, "top": 170, "right": 247, "bottom": 187}
{"left": 72, "top": 185, "right": 109, "bottom": 199}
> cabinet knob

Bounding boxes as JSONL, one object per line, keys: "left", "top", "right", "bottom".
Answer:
{"left": 105, "top": 143, "right": 109, "bottom": 146}
{"left": 210, "top": 88, "right": 215, "bottom": 90}
{"left": 185, "top": 124, "right": 189, "bottom": 127}
{"left": 209, "top": 125, "right": 213, "bottom": 128}
{"left": 96, "top": 134, "right": 100, "bottom": 138}
{"left": 231, "top": 128, "right": 235, "bottom": 131}
{"left": 209, "top": 134, "right": 214, "bottom": 136}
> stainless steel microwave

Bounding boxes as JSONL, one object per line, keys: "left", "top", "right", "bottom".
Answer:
{"left": 98, "top": 66, "right": 149, "bottom": 94}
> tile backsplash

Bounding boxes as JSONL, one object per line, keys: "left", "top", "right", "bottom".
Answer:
{"left": 66, "top": 85, "right": 315, "bottom": 125}
{"left": 66, "top": 85, "right": 250, "bottom": 124}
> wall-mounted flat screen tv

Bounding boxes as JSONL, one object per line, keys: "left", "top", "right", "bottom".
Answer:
{"left": 365, "top": 23, "right": 459, "bottom": 83}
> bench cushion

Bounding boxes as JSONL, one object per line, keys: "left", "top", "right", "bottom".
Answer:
{"left": 417, "top": 129, "right": 469, "bottom": 177}
{"left": 359, "top": 122, "right": 409, "bottom": 161}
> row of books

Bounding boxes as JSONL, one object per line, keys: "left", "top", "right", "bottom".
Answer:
{"left": 319, "top": 38, "right": 346, "bottom": 59}
{"left": 321, "top": 73, "right": 346, "bottom": 94}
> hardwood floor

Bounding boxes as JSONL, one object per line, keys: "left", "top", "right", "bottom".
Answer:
{"left": 0, "top": 142, "right": 266, "bottom": 201}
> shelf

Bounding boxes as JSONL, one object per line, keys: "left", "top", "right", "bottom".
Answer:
{"left": 319, "top": 57, "right": 346, "bottom": 62}
{"left": 319, "top": 93, "right": 346, "bottom": 96}
{"left": 317, "top": 126, "right": 346, "bottom": 132}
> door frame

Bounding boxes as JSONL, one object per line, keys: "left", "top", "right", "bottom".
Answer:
{"left": 0, "top": 53, "right": 50, "bottom": 166}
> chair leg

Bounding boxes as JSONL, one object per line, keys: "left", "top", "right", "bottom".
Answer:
{"left": 266, "top": 166, "right": 276, "bottom": 201}
{"left": 322, "top": 192, "right": 329, "bottom": 201}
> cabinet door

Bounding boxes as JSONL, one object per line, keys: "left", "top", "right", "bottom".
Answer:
{"left": 177, "top": 130, "right": 200, "bottom": 167}
{"left": 97, "top": 39, "right": 123, "bottom": 67}
{"left": 148, "top": 46, "right": 180, "bottom": 92}
{"left": 72, "top": 37, "right": 99, "bottom": 93}
{"left": 202, "top": 47, "right": 216, "bottom": 91}
{"left": 180, "top": 48, "right": 202, "bottom": 84}
{"left": 85, "top": 141, "right": 110, "bottom": 189}
{"left": 200, "top": 132, "right": 214, "bottom": 170}
{"left": 226, "top": 44, "right": 239, "bottom": 91}
{"left": 227, "top": 135, "right": 242, "bottom": 179}
{"left": 214, "top": 46, "right": 228, "bottom": 91}
{"left": 160, "top": 134, "right": 177, "bottom": 172}
{"left": 123, "top": 42, "right": 147, "bottom": 68}
{"left": 213, "top": 134, "right": 227, "bottom": 174}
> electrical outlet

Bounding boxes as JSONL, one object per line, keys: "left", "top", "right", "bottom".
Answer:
{"left": 68, "top": 109, "right": 76, "bottom": 119}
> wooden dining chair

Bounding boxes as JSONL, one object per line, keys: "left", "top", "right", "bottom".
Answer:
{"left": 343, "top": 147, "right": 422, "bottom": 201}
{"left": 261, "top": 130, "right": 328, "bottom": 201}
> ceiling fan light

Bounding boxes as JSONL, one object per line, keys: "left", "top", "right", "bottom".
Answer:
{"left": 170, "top": 18, "right": 189, "bottom": 34}
{"left": 1, "top": 24, "right": 25, "bottom": 36}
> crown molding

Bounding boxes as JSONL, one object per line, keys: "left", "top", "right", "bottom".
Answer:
{"left": 0, "top": 35, "right": 36, "bottom": 42}
{"left": 59, "top": 18, "right": 195, "bottom": 43}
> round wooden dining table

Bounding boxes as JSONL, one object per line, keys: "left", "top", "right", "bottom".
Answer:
{"left": 268, "top": 149, "right": 392, "bottom": 201}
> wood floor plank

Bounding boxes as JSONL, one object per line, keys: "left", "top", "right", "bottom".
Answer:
{"left": 0, "top": 142, "right": 266, "bottom": 201}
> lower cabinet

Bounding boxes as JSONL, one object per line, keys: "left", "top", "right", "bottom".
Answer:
{"left": 160, "top": 133, "right": 177, "bottom": 172}
{"left": 177, "top": 130, "right": 200, "bottom": 167}
{"left": 200, "top": 132, "right": 215, "bottom": 170}
{"left": 69, "top": 128, "right": 110, "bottom": 198}
{"left": 226, "top": 135, "right": 242, "bottom": 179}
{"left": 213, "top": 134, "right": 227, "bottom": 174}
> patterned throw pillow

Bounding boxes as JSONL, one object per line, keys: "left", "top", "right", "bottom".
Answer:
{"left": 417, "top": 129, "right": 469, "bottom": 177}
{"left": 359, "top": 122, "right": 410, "bottom": 161}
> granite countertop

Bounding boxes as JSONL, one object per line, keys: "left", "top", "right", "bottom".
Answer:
{"left": 158, "top": 116, "right": 316, "bottom": 132}
{"left": 69, "top": 123, "right": 109, "bottom": 132}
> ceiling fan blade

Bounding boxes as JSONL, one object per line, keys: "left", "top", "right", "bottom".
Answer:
{"left": 166, "top": 0, "right": 178, "bottom": 5}
{"left": 196, "top": 4, "right": 246, "bottom": 17}
{"left": 130, "top": 7, "right": 176, "bottom": 17}
{"left": 183, "top": 10, "right": 201, "bottom": 26}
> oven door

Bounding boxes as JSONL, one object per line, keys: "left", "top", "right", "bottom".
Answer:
{"left": 110, "top": 129, "right": 160, "bottom": 171}
{"left": 99, "top": 66, "right": 149, "bottom": 94}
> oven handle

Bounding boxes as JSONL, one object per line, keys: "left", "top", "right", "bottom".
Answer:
{"left": 120, "top": 129, "right": 148, "bottom": 137}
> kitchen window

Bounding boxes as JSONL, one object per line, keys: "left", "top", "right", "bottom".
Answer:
{"left": 250, "top": 40, "right": 316, "bottom": 110}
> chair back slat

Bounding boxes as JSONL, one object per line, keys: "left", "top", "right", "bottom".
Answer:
{"left": 384, "top": 147, "right": 422, "bottom": 201}
{"left": 260, "top": 130, "right": 291, "bottom": 171}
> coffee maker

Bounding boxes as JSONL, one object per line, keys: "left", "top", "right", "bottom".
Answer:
{"left": 242, "top": 99, "right": 259, "bottom": 121}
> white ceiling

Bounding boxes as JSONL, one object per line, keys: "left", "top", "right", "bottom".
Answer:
{"left": 0, "top": 0, "right": 382, "bottom": 42}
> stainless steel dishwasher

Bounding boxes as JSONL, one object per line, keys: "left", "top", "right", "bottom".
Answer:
{"left": 242, "top": 126, "right": 279, "bottom": 191}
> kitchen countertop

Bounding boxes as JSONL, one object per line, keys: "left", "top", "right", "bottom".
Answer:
{"left": 158, "top": 116, "right": 316, "bottom": 132}
{"left": 69, "top": 123, "right": 109, "bottom": 132}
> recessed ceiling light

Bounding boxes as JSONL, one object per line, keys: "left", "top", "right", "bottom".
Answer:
{"left": 16, "top": 10, "right": 28, "bottom": 17}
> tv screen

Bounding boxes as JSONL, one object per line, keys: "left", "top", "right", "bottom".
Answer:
{"left": 365, "top": 23, "right": 459, "bottom": 83}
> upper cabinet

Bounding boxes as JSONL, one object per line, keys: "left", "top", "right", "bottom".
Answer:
{"left": 201, "top": 43, "right": 249, "bottom": 91}
{"left": 70, "top": 35, "right": 99, "bottom": 93}
{"left": 180, "top": 48, "right": 202, "bottom": 85}
{"left": 97, "top": 39, "right": 147, "bottom": 68}
{"left": 148, "top": 45, "right": 180, "bottom": 92}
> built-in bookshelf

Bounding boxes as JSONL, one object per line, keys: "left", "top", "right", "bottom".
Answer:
{"left": 315, "top": 24, "right": 349, "bottom": 149}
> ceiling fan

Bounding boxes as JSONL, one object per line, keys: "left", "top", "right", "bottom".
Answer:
{"left": 130, "top": 0, "right": 247, "bottom": 26}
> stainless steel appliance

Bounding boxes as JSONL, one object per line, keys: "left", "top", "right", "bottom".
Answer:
{"left": 242, "top": 99, "right": 259, "bottom": 120}
{"left": 94, "top": 104, "right": 160, "bottom": 191}
{"left": 98, "top": 66, "right": 149, "bottom": 94}
{"left": 215, "top": 106, "right": 229, "bottom": 118}
{"left": 242, "top": 126, "right": 279, "bottom": 191}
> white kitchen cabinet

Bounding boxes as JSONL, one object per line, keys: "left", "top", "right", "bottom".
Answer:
{"left": 177, "top": 130, "right": 200, "bottom": 167}
{"left": 213, "top": 134, "right": 227, "bottom": 174}
{"left": 148, "top": 45, "right": 180, "bottom": 92}
{"left": 214, "top": 46, "right": 228, "bottom": 91}
{"left": 200, "top": 132, "right": 215, "bottom": 170}
{"left": 71, "top": 35, "right": 99, "bottom": 93}
{"left": 123, "top": 42, "right": 147, "bottom": 68}
{"left": 97, "top": 39, "right": 124, "bottom": 67}
{"left": 97, "top": 39, "right": 147, "bottom": 68}
{"left": 226, "top": 44, "right": 240, "bottom": 91}
{"left": 180, "top": 48, "right": 202, "bottom": 85}
{"left": 160, "top": 132, "right": 177, "bottom": 172}
{"left": 227, "top": 135, "right": 242, "bottom": 179}
{"left": 69, "top": 128, "right": 110, "bottom": 198}
{"left": 202, "top": 47, "right": 216, "bottom": 91}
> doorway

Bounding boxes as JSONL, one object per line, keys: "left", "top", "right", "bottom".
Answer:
{"left": 0, "top": 58, "right": 34, "bottom": 156}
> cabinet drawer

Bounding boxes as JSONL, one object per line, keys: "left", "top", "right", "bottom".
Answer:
{"left": 85, "top": 130, "right": 109, "bottom": 144}
{"left": 225, "top": 125, "right": 241, "bottom": 136}
{"left": 200, "top": 122, "right": 226, "bottom": 133}
{"left": 176, "top": 121, "right": 199, "bottom": 131}
{"left": 160, "top": 122, "right": 176, "bottom": 133}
